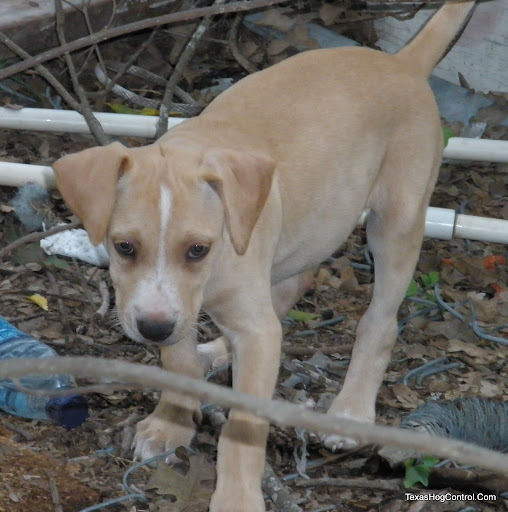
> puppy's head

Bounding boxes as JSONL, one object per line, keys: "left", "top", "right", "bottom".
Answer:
{"left": 53, "top": 140, "right": 274, "bottom": 345}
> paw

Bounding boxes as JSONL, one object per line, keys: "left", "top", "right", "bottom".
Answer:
{"left": 320, "top": 409, "right": 374, "bottom": 452}
{"left": 132, "top": 414, "right": 196, "bottom": 463}
{"left": 320, "top": 432, "right": 360, "bottom": 452}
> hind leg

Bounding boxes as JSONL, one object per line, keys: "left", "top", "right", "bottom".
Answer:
{"left": 198, "top": 270, "right": 314, "bottom": 372}
{"left": 322, "top": 156, "right": 439, "bottom": 450}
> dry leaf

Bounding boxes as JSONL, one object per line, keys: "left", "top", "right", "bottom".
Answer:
{"left": 391, "top": 383, "right": 424, "bottom": 410}
{"left": 267, "top": 39, "right": 291, "bottom": 56}
{"left": 290, "top": 24, "right": 320, "bottom": 51}
{"left": 480, "top": 380, "right": 501, "bottom": 398}
{"left": 319, "top": 3, "right": 344, "bottom": 25}
{"left": 339, "top": 266, "right": 359, "bottom": 293}
{"left": 38, "top": 322, "right": 65, "bottom": 340}
{"left": 448, "top": 339, "right": 482, "bottom": 358}
{"left": 147, "top": 452, "right": 216, "bottom": 512}
{"left": 257, "top": 8, "right": 295, "bottom": 32}
{"left": 27, "top": 294, "right": 48, "bottom": 311}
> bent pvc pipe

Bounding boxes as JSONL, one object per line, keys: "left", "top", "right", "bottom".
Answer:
{"left": 0, "top": 107, "right": 507, "bottom": 162}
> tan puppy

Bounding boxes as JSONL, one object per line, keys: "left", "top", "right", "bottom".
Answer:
{"left": 53, "top": 2, "right": 476, "bottom": 510}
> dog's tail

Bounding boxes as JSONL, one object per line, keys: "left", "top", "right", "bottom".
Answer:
{"left": 396, "top": 0, "right": 477, "bottom": 77}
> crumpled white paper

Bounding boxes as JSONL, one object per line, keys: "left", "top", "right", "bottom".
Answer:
{"left": 40, "top": 227, "right": 110, "bottom": 267}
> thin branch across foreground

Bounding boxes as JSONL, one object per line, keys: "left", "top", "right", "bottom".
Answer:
{"left": 1, "top": 356, "right": 508, "bottom": 475}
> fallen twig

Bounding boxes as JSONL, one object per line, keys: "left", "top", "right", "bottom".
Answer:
{"left": 282, "top": 344, "right": 353, "bottom": 356}
{"left": 281, "top": 447, "right": 368, "bottom": 482}
{"left": 95, "top": 280, "right": 110, "bottom": 318}
{"left": 263, "top": 462, "right": 303, "bottom": 512}
{"left": 0, "top": 32, "right": 85, "bottom": 113}
{"left": 71, "top": 258, "right": 100, "bottom": 314}
{"left": 229, "top": 14, "right": 257, "bottom": 74}
{"left": 2, "top": 419, "right": 34, "bottom": 441}
{"left": 0, "top": 221, "right": 82, "bottom": 261}
{"left": 429, "top": 467, "right": 508, "bottom": 493}
{"left": 45, "top": 470, "right": 63, "bottom": 512}
{"left": 0, "top": 0, "right": 292, "bottom": 81}
{"left": 54, "top": 0, "right": 112, "bottom": 146}
{"left": 47, "top": 270, "right": 70, "bottom": 333}
{"left": 155, "top": 0, "right": 228, "bottom": 138}
{"left": 89, "top": 28, "right": 160, "bottom": 98}
{"left": 1, "top": 356, "right": 508, "bottom": 475}
{"left": 292, "top": 476, "right": 402, "bottom": 491}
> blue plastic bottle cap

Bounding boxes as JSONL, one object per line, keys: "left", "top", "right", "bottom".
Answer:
{"left": 46, "top": 394, "right": 89, "bottom": 429}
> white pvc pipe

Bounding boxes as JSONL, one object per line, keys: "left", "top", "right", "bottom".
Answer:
{"left": 0, "top": 162, "right": 56, "bottom": 188}
{"left": 369, "top": 206, "right": 508, "bottom": 245}
{"left": 1, "top": 160, "right": 507, "bottom": 245}
{"left": 0, "top": 107, "right": 184, "bottom": 138}
{"left": 0, "top": 107, "right": 507, "bottom": 162}
{"left": 1, "top": 108, "right": 507, "bottom": 245}
{"left": 444, "top": 137, "right": 508, "bottom": 163}
{"left": 454, "top": 213, "right": 508, "bottom": 244}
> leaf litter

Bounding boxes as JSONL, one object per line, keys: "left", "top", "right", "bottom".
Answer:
{"left": 147, "top": 449, "right": 216, "bottom": 512}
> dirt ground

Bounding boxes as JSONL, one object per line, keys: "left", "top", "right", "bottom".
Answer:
{"left": 0, "top": 3, "right": 507, "bottom": 512}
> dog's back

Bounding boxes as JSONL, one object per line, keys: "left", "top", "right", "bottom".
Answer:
{"left": 169, "top": 2, "right": 476, "bottom": 274}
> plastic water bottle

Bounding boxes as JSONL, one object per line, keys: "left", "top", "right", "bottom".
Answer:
{"left": 0, "top": 316, "right": 88, "bottom": 429}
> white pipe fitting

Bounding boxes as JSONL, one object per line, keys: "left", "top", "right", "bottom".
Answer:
{"left": 424, "top": 207, "right": 456, "bottom": 240}
{"left": 357, "top": 206, "right": 508, "bottom": 245}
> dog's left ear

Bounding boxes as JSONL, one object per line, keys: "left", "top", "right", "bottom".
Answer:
{"left": 202, "top": 149, "right": 275, "bottom": 255}
{"left": 52, "top": 142, "right": 131, "bottom": 245}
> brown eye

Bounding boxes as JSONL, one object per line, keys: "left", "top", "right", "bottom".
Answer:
{"left": 187, "top": 244, "right": 210, "bottom": 261}
{"left": 115, "top": 241, "right": 135, "bottom": 257}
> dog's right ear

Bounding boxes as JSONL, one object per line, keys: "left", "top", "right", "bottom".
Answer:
{"left": 52, "top": 142, "right": 131, "bottom": 245}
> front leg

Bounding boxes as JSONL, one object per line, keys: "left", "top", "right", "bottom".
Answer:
{"left": 208, "top": 292, "right": 282, "bottom": 512}
{"left": 133, "top": 334, "right": 203, "bottom": 461}
{"left": 197, "top": 270, "right": 314, "bottom": 373}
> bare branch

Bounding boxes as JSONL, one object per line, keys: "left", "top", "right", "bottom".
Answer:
{"left": 95, "top": 280, "right": 110, "bottom": 318}
{"left": 0, "top": 0, "right": 292, "bottom": 81}
{"left": 1, "top": 356, "right": 508, "bottom": 475}
{"left": 229, "top": 14, "right": 257, "bottom": 74}
{"left": 263, "top": 463, "right": 303, "bottom": 512}
{"left": 0, "top": 32, "right": 82, "bottom": 112}
{"left": 293, "top": 477, "right": 402, "bottom": 491}
{"left": 155, "top": 0, "right": 228, "bottom": 138}
{"left": 54, "top": 0, "right": 112, "bottom": 145}
{"left": 0, "top": 221, "right": 82, "bottom": 261}
{"left": 90, "top": 28, "right": 160, "bottom": 98}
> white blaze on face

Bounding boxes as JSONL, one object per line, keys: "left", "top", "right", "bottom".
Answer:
{"left": 129, "top": 184, "right": 182, "bottom": 335}
{"left": 157, "top": 185, "right": 172, "bottom": 277}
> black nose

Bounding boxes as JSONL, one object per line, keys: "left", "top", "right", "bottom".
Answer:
{"left": 136, "top": 318, "right": 175, "bottom": 342}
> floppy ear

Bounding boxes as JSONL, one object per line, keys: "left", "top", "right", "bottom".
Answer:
{"left": 52, "top": 142, "right": 131, "bottom": 245}
{"left": 201, "top": 149, "right": 275, "bottom": 255}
